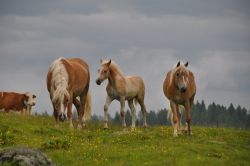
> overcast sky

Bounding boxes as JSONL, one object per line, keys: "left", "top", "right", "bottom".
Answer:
{"left": 0, "top": 0, "right": 249, "bottom": 116}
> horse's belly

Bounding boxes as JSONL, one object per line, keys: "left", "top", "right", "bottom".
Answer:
{"left": 107, "top": 88, "right": 120, "bottom": 100}
{"left": 174, "top": 96, "right": 186, "bottom": 105}
{"left": 107, "top": 90, "right": 136, "bottom": 101}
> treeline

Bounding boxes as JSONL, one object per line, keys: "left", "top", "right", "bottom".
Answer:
{"left": 91, "top": 100, "right": 250, "bottom": 129}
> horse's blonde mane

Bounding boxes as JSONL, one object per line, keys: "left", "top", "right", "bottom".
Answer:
{"left": 49, "top": 57, "right": 69, "bottom": 103}
{"left": 102, "top": 60, "right": 123, "bottom": 75}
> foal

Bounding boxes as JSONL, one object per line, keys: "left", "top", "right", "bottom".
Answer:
{"left": 163, "top": 61, "right": 196, "bottom": 136}
{"left": 96, "top": 59, "right": 147, "bottom": 129}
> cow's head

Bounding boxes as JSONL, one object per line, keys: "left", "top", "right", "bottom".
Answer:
{"left": 24, "top": 92, "right": 36, "bottom": 107}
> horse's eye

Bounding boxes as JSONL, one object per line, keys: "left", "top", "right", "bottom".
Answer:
{"left": 176, "top": 73, "right": 180, "bottom": 77}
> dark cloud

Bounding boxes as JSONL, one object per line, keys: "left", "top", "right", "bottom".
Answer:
{"left": 0, "top": 0, "right": 249, "bottom": 116}
{"left": 0, "top": 0, "right": 103, "bottom": 16}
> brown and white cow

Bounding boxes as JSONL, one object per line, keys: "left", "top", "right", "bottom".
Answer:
{"left": 0, "top": 92, "right": 36, "bottom": 115}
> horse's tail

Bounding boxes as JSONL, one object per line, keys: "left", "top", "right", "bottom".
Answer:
{"left": 83, "top": 92, "right": 91, "bottom": 120}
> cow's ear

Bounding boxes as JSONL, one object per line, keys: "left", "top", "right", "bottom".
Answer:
{"left": 185, "top": 61, "right": 188, "bottom": 67}
{"left": 33, "top": 94, "right": 36, "bottom": 98}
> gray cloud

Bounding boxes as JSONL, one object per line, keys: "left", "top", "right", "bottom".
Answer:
{"left": 0, "top": 0, "right": 249, "bottom": 116}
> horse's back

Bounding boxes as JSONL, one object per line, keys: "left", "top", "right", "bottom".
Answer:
{"left": 64, "top": 58, "right": 89, "bottom": 77}
{"left": 67, "top": 58, "right": 89, "bottom": 69}
{"left": 66, "top": 58, "right": 90, "bottom": 91}
{"left": 126, "top": 75, "right": 144, "bottom": 87}
{"left": 125, "top": 75, "right": 145, "bottom": 97}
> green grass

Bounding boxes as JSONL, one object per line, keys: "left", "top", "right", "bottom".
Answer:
{"left": 0, "top": 113, "right": 250, "bottom": 166}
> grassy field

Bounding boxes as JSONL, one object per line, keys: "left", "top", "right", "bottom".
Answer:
{"left": 0, "top": 113, "right": 250, "bottom": 166}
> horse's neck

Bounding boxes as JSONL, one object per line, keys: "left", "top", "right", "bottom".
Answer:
{"left": 108, "top": 68, "right": 125, "bottom": 87}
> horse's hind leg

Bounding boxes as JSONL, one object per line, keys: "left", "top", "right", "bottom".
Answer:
{"left": 137, "top": 98, "right": 147, "bottom": 128}
{"left": 73, "top": 97, "right": 81, "bottom": 116}
{"left": 128, "top": 99, "right": 136, "bottom": 129}
{"left": 170, "top": 101, "right": 178, "bottom": 137}
{"left": 77, "top": 93, "right": 87, "bottom": 129}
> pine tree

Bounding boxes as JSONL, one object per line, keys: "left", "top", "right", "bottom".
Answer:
{"left": 147, "top": 111, "right": 157, "bottom": 125}
{"left": 112, "top": 112, "right": 120, "bottom": 125}
{"left": 227, "top": 103, "right": 236, "bottom": 126}
{"left": 157, "top": 108, "right": 169, "bottom": 125}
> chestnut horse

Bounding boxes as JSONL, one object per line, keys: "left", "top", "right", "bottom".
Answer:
{"left": 47, "top": 57, "right": 91, "bottom": 129}
{"left": 163, "top": 61, "right": 196, "bottom": 136}
{"left": 96, "top": 59, "right": 147, "bottom": 129}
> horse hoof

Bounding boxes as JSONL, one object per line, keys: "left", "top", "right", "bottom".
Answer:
{"left": 173, "top": 130, "right": 178, "bottom": 137}
{"left": 77, "top": 125, "right": 83, "bottom": 130}
{"left": 69, "top": 124, "right": 74, "bottom": 129}
{"left": 103, "top": 127, "right": 108, "bottom": 130}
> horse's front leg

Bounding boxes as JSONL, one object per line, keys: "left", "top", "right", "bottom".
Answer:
{"left": 103, "top": 96, "right": 112, "bottom": 129}
{"left": 120, "top": 96, "right": 126, "bottom": 128}
{"left": 185, "top": 101, "right": 192, "bottom": 135}
{"left": 176, "top": 105, "right": 182, "bottom": 134}
{"left": 53, "top": 108, "right": 59, "bottom": 127}
{"left": 170, "top": 101, "right": 178, "bottom": 137}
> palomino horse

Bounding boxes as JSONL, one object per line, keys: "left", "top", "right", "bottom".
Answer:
{"left": 47, "top": 57, "right": 91, "bottom": 129}
{"left": 96, "top": 59, "right": 147, "bottom": 129}
{"left": 163, "top": 61, "right": 196, "bottom": 136}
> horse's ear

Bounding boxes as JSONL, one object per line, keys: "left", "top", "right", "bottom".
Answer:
{"left": 107, "top": 59, "right": 111, "bottom": 66}
{"left": 176, "top": 61, "right": 180, "bottom": 67}
{"left": 100, "top": 59, "right": 103, "bottom": 63}
{"left": 185, "top": 61, "right": 188, "bottom": 67}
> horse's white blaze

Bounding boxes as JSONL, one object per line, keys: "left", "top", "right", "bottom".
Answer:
{"left": 182, "top": 76, "right": 187, "bottom": 87}
{"left": 59, "top": 102, "right": 64, "bottom": 115}
{"left": 49, "top": 57, "right": 69, "bottom": 106}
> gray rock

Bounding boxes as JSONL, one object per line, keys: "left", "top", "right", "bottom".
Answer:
{"left": 0, "top": 147, "right": 54, "bottom": 166}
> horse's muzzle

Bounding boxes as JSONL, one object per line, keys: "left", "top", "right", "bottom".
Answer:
{"left": 59, "top": 113, "right": 66, "bottom": 122}
{"left": 96, "top": 79, "right": 101, "bottom": 85}
{"left": 180, "top": 87, "right": 187, "bottom": 93}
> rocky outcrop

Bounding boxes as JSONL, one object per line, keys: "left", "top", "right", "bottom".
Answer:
{"left": 0, "top": 147, "right": 54, "bottom": 166}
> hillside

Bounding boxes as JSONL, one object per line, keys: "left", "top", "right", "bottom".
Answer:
{"left": 0, "top": 113, "right": 250, "bottom": 166}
